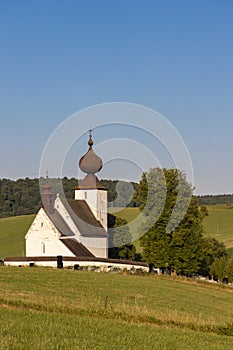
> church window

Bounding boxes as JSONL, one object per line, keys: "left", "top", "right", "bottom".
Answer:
{"left": 41, "top": 242, "right": 45, "bottom": 254}
{"left": 41, "top": 222, "right": 43, "bottom": 227}
{"left": 85, "top": 191, "right": 87, "bottom": 199}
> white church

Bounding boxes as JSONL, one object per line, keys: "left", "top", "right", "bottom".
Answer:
{"left": 25, "top": 133, "right": 109, "bottom": 259}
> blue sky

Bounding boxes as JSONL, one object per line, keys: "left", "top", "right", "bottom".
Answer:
{"left": 0, "top": 0, "right": 233, "bottom": 194}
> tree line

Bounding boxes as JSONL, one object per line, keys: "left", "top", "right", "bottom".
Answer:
{"left": 0, "top": 177, "right": 138, "bottom": 218}
{"left": 197, "top": 194, "right": 233, "bottom": 205}
{"left": 1, "top": 177, "right": 232, "bottom": 219}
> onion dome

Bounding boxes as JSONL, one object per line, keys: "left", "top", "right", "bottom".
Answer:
{"left": 77, "top": 132, "right": 107, "bottom": 190}
{"left": 79, "top": 133, "right": 103, "bottom": 174}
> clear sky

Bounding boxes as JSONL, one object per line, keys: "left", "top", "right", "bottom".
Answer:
{"left": 0, "top": 0, "right": 233, "bottom": 195}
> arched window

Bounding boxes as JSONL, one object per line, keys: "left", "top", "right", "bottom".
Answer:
{"left": 41, "top": 242, "right": 45, "bottom": 254}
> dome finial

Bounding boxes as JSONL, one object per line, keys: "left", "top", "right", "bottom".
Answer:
{"left": 88, "top": 128, "right": 93, "bottom": 148}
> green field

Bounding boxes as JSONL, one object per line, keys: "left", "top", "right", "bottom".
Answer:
{"left": 203, "top": 205, "right": 233, "bottom": 249}
{"left": 0, "top": 215, "right": 35, "bottom": 258}
{"left": 0, "top": 267, "right": 233, "bottom": 349}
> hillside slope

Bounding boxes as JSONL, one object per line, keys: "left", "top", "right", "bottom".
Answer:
{"left": 0, "top": 215, "right": 35, "bottom": 258}
{"left": 203, "top": 205, "right": 233, "bottom": 248}
{"left": 0, "top": 267, "right": 233, "bottom": 349}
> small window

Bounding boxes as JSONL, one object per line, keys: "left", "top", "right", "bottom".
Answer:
{"left": 41, "top": 242, "right": 45, "bottom": 254}
{"left": 85, "top": 191, "right": 87, "bottom": 199}
{"left": 41, "top": 222, "right": 43, "bottom": 227}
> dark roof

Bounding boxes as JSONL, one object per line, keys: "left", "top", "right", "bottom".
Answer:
{"left": 46, "top": 209, "right": 75, "bottom": 237}
{"left": 76, "top": 174, "right": 107, "bottom": 190}
{"left": 60, "top": 238, "right": 95, "bottom": 257}
{"left": 61, "top": 199, "right": 108, "bottom": 237}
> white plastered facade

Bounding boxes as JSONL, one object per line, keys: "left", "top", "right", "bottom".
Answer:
{"left": 25, "top": 208, "right": 75, "bottom": 257}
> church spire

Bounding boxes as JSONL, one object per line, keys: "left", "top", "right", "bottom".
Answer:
{"left": 88, "top": 129, "right": 93, "bottom": 148}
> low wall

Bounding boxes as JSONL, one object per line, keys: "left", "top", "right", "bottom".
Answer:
{"left": 3, "top": 256, "right": 149, "bottom": 272}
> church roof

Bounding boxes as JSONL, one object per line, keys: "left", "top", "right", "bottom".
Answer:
{"left": 59, "top": 238, "right": 95, "bottom": 257}
{"left": 76, "top": 174, "right": 107, "bottom": 190}
{"left": 61, "top": 199, "right": 108, "bottom": 237}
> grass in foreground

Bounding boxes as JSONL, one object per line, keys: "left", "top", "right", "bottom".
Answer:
{"left": 0, "top": 267, "right": 233, "bottom": 349}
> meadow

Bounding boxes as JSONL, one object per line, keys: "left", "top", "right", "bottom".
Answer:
{"left": 0, "top": 267, "right": 233, "bottom": 349}
{"left": 0, "top": 215, "right": 35, "bottom": 258}
{"left": 203, "top": 205, "right": 233, "bottom": 249}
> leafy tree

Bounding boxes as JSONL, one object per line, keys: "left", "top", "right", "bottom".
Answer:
{"left": 108, "top": 214, "right": 138, "bottom": 260}
{"left": 225, "top": 256, "right": 233, "bottom": 283}
{"left": 200, "top": 205, "right": 209, "bottom": 220}
{"left": 139, "top": 168, "right": 208, "bottom": 276}
{"left": 199, "top": 237, "right": 227, "bottom": 277}
{"left": 210, "top": 257, "right": 227, "bottom": 281}
{"left": 114, "top": 181, "right": 134, "bottom": 207}
{"left": 133, "top": 172, "right": 148, "bottom": 210}
{"left": 170, "top": 197, "right": 204, "bottom": 276}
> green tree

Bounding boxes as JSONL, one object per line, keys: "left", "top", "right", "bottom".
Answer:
{"left": 133, "top": 172, "right": 148, "bottom": 210}
{"left": 108, "top": 214, "right": 137, "bottom": 260}
{"left": 225, "top": 256, "right": 233, "bottom": 283}
{"left": 200, "top": 205, "right": 209, "bottom": 220}
{"left": 210, "top": 257, "right": 227, "bottom": 281}
{"left": 139, "top": 168, "right": 207, "bottom": 276}
{"left": 199, "top": 237, "right": 227, "bottom": 277}
{"left": 170, "top": 197, "right": 204, "bottom": 276}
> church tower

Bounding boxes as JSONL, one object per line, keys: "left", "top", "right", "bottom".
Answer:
{"left": 75, "top": 132, "right": 108, "bottom": 230}
{"left": 41, "top": 174, "right": 54, "bottom": 214}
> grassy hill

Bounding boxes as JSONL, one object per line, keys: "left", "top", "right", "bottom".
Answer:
{"left": 203, "top": 205, "right": 233, "bottom": 249}
{"left": 0, "top": 267, "right": 233, "bottom": 349}
{"left": 0, "top": 215, "right": 35, "bottom": 258}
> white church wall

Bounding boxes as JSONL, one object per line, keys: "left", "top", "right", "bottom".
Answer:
{"left": 80, "top": 236, "right": 108, "bottom": 258}
{"left": 25, "top": 208, "right": 75, "bottom": 257}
